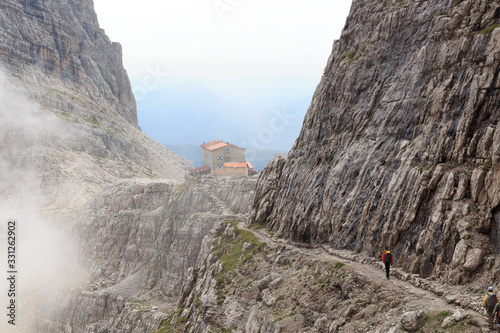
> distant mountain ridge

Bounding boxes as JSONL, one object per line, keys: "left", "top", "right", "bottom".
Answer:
{"left": 138, "top": 81, "right": 311, "bottom": 152}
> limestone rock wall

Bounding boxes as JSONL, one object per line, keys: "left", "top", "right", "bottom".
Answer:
{"left": 0, "top": 0, "right": 192, "bottom": 212}
{"left": 161, "top": 222, "right": 482, "bottom": 333}
{"left": 36, "top": 176, "right": 257, "bottom": 332}
{"left": 0, "top": 1, "right": 195, "bottom": 331}
{"left": 251, "top": 0, "right": 500, "bottom": 284}
{"left": 0, "top": 0, "right": 137, "bottom": 125}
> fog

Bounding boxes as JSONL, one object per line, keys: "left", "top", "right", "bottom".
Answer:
{"left": 0, "top": 69, "right": 86, "bottom": 332}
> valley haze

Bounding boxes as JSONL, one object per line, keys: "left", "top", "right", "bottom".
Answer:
{"left": 93, "top": 0, "right": 352, "bottom": 153}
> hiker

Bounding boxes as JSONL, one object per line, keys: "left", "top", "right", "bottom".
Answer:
{"left": 381, "top": 247, "right": 393, "bottom": 280}
{"left": 483, "top": 286, "right": 498, "bottom": 329}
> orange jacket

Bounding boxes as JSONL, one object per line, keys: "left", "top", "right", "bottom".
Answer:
{"left": 382, "top": 251, "right": 393, "bottom": 265}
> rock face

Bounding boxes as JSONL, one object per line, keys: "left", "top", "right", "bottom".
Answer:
{"left": 251, "top": 0, "right": 500, "bottom": 284}
{"left": 35, "top": 176, "right": 257, "bottom": 332}
{"left": 0, "top": 1, "right": 195, "bottom": 332}
{"left": 161, "top": 221, "right": 484, "bottom": 332}
{"left": 0, "top": 0, "right": 192, "bottom": 212}
{"left": 0, "top": 0, "right": 137, "bottom": 125}
{"left": 400, "top": 310, "right": 426, "bottom": 332}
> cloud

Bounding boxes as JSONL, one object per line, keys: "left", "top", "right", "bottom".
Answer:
{"left": 0, "top": 68, "right": 86, "bottom": 332}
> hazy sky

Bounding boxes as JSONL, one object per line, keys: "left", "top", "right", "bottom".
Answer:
{"left": 93, "top": 0, "right": 352, "bottom": 101}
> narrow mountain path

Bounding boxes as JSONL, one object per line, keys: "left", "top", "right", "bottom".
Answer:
{"left": 239, "top": 222, "right": 491, "bottom": 331}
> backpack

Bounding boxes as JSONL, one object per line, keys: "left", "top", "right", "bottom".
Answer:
{"left": 384, "top": 251, "right": 392, "bottom": 264}
{"left": 487, "top": 293, "right": 498, "bottom": 308}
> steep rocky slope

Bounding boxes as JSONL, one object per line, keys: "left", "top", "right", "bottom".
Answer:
{"left": 0, "top": 1, "right": 196, "bottom": 332}
{"left": 34, "top": 176, "right": 257, "bottom": 332}
{"left": 159, "top": 221, "right": 488, "bottom": 332}
{"left": 0, "top": 0, "right": 191, "bottom": 213}
{"left": 0, "top": 0, "right": 136, "bottom": 124}
{"left": 251, "top": 0, "right": 500, "bottom": 285}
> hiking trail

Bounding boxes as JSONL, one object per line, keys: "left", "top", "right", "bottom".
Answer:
{"left": 239, "top": 221, "right": 491, "bottom": 331}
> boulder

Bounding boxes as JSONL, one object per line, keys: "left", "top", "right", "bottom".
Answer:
{"left": 463, "top": 248, "right": 485, "bottom": 272}
{"left": 442, "top": 309, "right": 469, "bottom": 328}
{"left": 400, "top": 310, "right": 426, "bottom": 332}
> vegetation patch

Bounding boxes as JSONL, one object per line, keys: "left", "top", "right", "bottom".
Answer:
{"left": 138, "top": 164, "right": 155, "bottom": 178}
{"left": 173, "top": 183, "right": 189, "bottom": 197}
{"left": 479, "top": 24, "right": 500, "bottom": 34}
{"left": 216, "top": 289, "right": 230, "bottom": 305}
{"left": 414, "top": 310, "right": 474, "bottom": 332}
{"left": 334, "top": 262, "right": 345, "bottom": 269}
{"left": 360, "top": 41, "right": 375, "bottom": 53}
{"left": 212, "top": 221, "right": 266, "bottom": 276}
{"left": 153, "top": 314, "right": 174, "bottom": 333}
{"left": 338, "top": 50, "right": 358, "bottom": 64}
{"left": 153, "top": 307, "right": 185, "bottom": 333}
{"left": 82, "top": 115, "right": 100, "bottom": 126}
{"left": 418, "top": 165, "right": 433, "bottom": 172}
{"left": 274, "top": 310, "right": 297, "bottom": 322}
{"left": 56, "top": 111, "right": 79, "bottom": 123}
{"left": 252, "top": 220, "right": 267, "bottom": 230}
{"left": 480, "top": 158, "right": 492, "bottom": 171}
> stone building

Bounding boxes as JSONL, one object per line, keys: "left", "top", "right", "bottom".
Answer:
{"left": 201, "top": 140, "right": 248, "bottom": 175}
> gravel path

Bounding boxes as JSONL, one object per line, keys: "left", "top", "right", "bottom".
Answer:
{"left": 240, "top": 222, "right": 492, "bottom": 331}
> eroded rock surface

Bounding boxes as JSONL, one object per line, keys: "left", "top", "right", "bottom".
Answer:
{"left": 161, "top": 222, "right": 485, "bottom": 332}
{"left": 0, "top": 0, "right": 191, "bottom": 214}
{"left": 0, "top": 0, "right": 137, "bottom": 125}
{"left": 251, "top": 0, "right": 500, "bottom": 284}
{"left": 35, "top": 176, "right": 257, "bottom": 332}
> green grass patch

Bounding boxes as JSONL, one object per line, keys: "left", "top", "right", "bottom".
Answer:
{"left": 415, "top": 310, "right": 477, "bottom": 332}
{"left": 42, "top": 85, "right": 106, "bottom": 113}
{"left": 360, "top": 41, "right": 375, "bottom": 53}
{"left": 252, "top": 220, "right": 267, "bottom": 230}
{"left": 334, "top": 262, "right": 345, "bottom": 269}
{"left": 56, "top": 111, "right": 79, "bottom": 124}
{"left": 216, "top": 289, "right": 229, "bottom": 305}
{"left": 418, "top": 165, "right": 433, "bottom": 172}
{"left": 138, "top": 164, "right": 155, "bottom": 178}
{"left": 438, "top": 310, "right": 452, "bottom": 317}
{"left": 338, "top": 50, "right": 358, "bottom": 64}
{"left": 82, "top": 115, "right": 100, "bottom": 126}
{"left": 480, "top": 158, "right": 492, "bottom": 171}
{"left": 153, "top": 306, "right": 186, "bottom": 333}
{"left": 153, "top": 315, "right": 174, "bottom": 333}
{"left": 479, "top": 24, "right": 500, "bottom": 34}
{"left": 274, "top": 310, "right": 297, "bottom": 322}
{"left": 212, "top": 221, "right": 266, "bottom": 276}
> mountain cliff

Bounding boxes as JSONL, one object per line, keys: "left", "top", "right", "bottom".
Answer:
{"left": 5, "top": 0, "right": 500, "bottom": 332}
{"left": 0, "top": 0, "right": 191, "bottom": 212}
{"left": 0, "top": 0, "right": 137, "bottom": 125}
{"left": 0, "top": 0, "right": 195, "bottom": 332}
{"left": 35, "top": 176, "right": 257, "bottom": 332}
{"left": 251, "top": 0, "right": 500, "bottom": 285}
